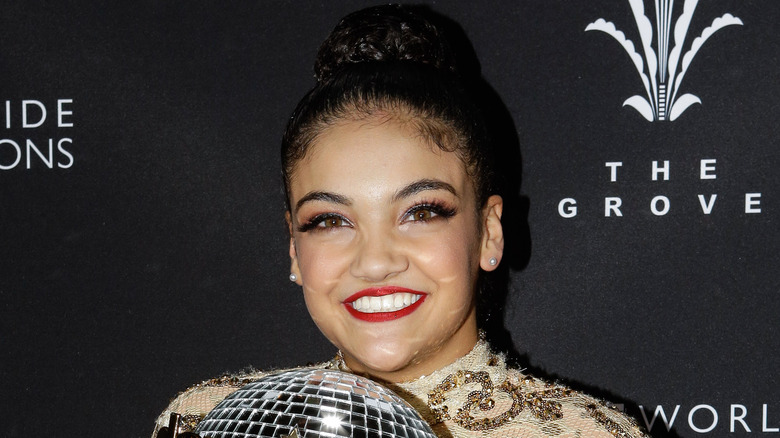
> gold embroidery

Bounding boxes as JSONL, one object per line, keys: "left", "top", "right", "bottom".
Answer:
{"left": 586, "top": 403, "right": 645, "bottom": 438}
{"left": 457, "top": 378, "right": 524, "bottom": 430}
{"left": 168, "top": 375, "right": 256, "bottom": 433}
{"left": 524, "top": 382, "right": 572, "bottom": 420}
{"left": 196, "top": 375, "right": 254, "bottom": 388}
{"left": 427, "top": 369, "right": 573, "bottom": 431}
{"left": 157, "top": 413, "right": 206, "bottom": 437}
{"left": 178, "top": 414, "right": 203, "bottom": 433}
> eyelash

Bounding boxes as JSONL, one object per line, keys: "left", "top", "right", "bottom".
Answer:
{"left": 402, "top": 201, "right": 457, "bottom": 223}
{"left": 297, "top": 201, "right": 457, "bottom": 233}
{"left": 297, "top": 213, "right": 351, "bottom": 232}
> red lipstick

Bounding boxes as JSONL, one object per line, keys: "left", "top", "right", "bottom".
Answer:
{"left": 343, "top": 286, "right": 427, "bottom": 322}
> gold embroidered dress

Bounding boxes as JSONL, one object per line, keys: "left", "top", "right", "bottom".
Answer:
{"left": 152, "top": 340, "right": 648, "bottom": 437}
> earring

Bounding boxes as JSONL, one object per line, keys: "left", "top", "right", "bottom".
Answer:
{"left": 289, "top": 273, "right": 297, "bottom": 282}
{"left": 488, "top": 257, "right": 498, "bottom": 266}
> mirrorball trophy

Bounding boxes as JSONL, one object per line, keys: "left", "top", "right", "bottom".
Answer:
{"left": 159, "top": 369, "right": 437, "bottom": 438}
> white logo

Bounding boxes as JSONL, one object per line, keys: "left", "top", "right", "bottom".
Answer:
{"left": 639, "top": 404, "right": 778, "bottom": 434}
{"left": 586, "top": 0, "right": 742, "bottom": 121}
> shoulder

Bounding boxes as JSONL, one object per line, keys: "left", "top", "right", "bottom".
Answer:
{"left": 424, "top": 367, "right": 650, "bottom": 437}
{"left": 392, "top": 340, "right": 649, "bottom": 438}
{"left": 151, "top": 372, "right": 265, "bottom": 437}
{"left": 150, "top": 363, "right": 331, "bottom": 438}
{"left": 507, "top": 368, "right": 649, "bottom": 438}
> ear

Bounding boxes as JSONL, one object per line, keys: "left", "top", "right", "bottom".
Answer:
{"left": 286, "top": 211, "right": 303, "bottom": 285}
{"left": 479, "top": 195, "right": 504, "bottom": 271}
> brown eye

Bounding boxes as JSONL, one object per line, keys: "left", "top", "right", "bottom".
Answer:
{"left": 402, "top": 203, "right": 456, "bottom": 224}
{"left": 405, "top": 207, "right": 438, "bottom": 222}
{"left": 411, "top": 209, "right": 433, "bottom": 221}
{"left": 319, "top": 216, "right": 347, "bottom": 228}
{"left": 297, "top": 213, "right": 352, "bottom": 232}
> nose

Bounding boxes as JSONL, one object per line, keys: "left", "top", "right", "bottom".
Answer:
{"left": 349, "top": 229, "right": 409, "bottom": 282}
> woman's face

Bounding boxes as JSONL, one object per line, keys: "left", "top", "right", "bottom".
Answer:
{"left": 287, "top": 116, "right": 503, "bottom": 382}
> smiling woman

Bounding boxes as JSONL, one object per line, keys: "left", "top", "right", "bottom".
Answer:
{"left": 288, "top": 117, "right": 500, "bottom": 384}
{"left": 152, "top": 4, "right": 649, "bottom": 438}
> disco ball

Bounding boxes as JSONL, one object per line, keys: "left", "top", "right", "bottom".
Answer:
{"left": 194, "top": 368, "right": 437, "bottom": 438}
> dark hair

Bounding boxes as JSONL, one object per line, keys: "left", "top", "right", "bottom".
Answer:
{"left": 281, "top": 4, "right": 495, "bottom": 210}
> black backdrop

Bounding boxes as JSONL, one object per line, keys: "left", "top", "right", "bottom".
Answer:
{"left": 1, "top": 1, "right": 777, "bottom": 437}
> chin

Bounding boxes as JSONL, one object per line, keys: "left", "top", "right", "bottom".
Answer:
{"left": 365, "top": 353, "right": 414, "bottom": 374}
{"left": 347, "top": 338, "right": 420, "bottom": 375}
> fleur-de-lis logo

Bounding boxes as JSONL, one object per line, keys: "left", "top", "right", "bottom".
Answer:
{"left": 586, "top": 0, "right": 742, "bottom": 121}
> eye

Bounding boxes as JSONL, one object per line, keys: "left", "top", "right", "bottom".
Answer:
{"left": 319, "top": 216, "right": 348, "bottom": 228}
{"left": 403, "top": 202, "right": 457, "bottom": 223}
{"left": 297, "top": 213, "right": 352, "bottom": 232}
{"left": 408, "top": 208, "right": 436, "bottom": 221}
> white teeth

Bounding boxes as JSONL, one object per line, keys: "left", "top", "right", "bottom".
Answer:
{"left": 351, "top": 293, "right": 423, "bottom": 313}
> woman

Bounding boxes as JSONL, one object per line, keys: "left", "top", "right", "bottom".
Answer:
{"left": 153, "top": 5, "right": 648, "bottom": 437}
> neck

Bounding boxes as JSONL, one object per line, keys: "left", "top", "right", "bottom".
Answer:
{"left": 342, "top": 314, "right": 480, "bottom": 383}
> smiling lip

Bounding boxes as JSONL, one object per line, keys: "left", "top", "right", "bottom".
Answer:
{"left": 343, "top": 287, "right": 427, "bottom": 322}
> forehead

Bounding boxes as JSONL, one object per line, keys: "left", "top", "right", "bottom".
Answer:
{"left": 290, "top": 118, "right": 473, "bottom": 201}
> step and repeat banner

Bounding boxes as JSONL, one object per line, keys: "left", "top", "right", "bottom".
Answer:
{"left": 1, "top": 1, "right": 776, "bottom": 437}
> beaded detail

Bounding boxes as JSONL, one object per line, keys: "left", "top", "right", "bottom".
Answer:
{"left": 427, "top": 369, "right": 575, "bottom": 431}
{"left": 178, "top": 414, "right": 202, "bottom": 433}
{"left": 586, "top": 403, "right": 639, "bottom": 438}
{"left": 428, "top": 370, "right": 521, "bottom": 430}
{"left": 166, "top": 374, "right": 260, "bottom": 433}
{"left": 195, "top": 374, "right": 256, "bottom": 388}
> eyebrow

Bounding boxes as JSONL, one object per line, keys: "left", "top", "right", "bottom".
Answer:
{"left": 294, "top": 178, "right": 457, "bottom": 211}
{"left": 392, "top": 179, "right": 458, "bottom": 202}
{"left": 295, "top": 191, "right": 352, "bottom": 211}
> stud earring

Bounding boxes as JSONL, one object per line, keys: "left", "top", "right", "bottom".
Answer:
{"left": 289, "top": 273, "right": 297, "bottom": 282}
{"left": 488, "top": 257, "right": 498, "bottom": 266}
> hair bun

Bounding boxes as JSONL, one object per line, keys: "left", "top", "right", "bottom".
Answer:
{"left": 314, "top": 4, "right": 456, "bottom": 82}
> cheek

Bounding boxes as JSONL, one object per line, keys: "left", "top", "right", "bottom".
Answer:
{"left": 296, "top": 236, "right": 351, "bottom": 294}
{"left": 296, "top": 239, "right": 346, "bottom": 330}
{"left": 411, "top": 221, "right": 482, "bottom": 287}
